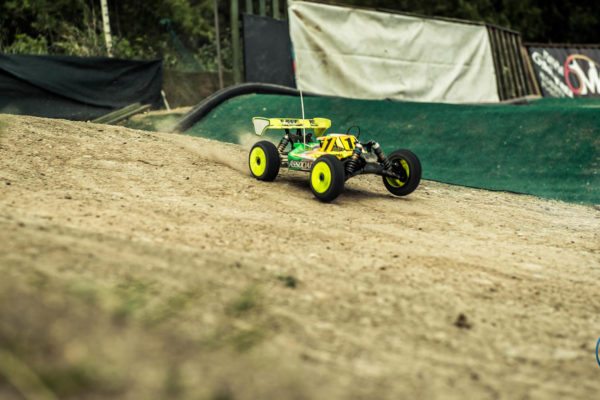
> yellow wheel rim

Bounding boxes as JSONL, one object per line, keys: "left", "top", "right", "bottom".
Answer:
{"left": 311, "top": 161, "right": 332, "bottom": 193}
{"left": 386, "top": 159, "right": 410, "bottom": 188}
{"left": 249, "top": 147, "right": 267, "bottom": 176}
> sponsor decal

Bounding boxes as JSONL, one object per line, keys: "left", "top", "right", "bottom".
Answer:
{"left": 280, "top": 118, "right": 319, "bottom": 127}
{"left": 319, "top": 135, "right": 356, "bottom": 152}
{"left": 289, "top": 159, "right": 313, "bottom": 170}
{"left": 565, "top": 55, "right": 600, "bottom": 95}
{"left": 528, "top": 47, "right": 600, "bottom": 98}
{"left": 281, "top": 119, "right": 301, "bottom": 126}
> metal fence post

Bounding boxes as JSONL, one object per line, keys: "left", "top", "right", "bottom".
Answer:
{"left": 100, "top": 0, "right": 113, "bottom": 56}
{"left": 230, "top": 0, "right": 242, "bottom": 83}
{"left": 259, "top": 0, "right": 266, "bottom": 16}
{"left": 213, "top": 0, "right": 224, "bottom": 89}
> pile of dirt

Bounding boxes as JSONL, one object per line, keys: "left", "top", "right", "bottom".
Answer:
{"left": 0, "top": 114, "right": 598, "bottom": 399}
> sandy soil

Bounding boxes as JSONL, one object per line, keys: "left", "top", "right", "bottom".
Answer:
{"left": 0, "top": 114, "right": 599, "bottom": 399}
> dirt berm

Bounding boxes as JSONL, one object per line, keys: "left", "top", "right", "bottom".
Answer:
{"left": 0, "top": 115, "right": 599, "bottom": 400}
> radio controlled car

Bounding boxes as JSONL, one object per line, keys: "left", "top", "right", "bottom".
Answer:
{"left": 248, "top": 117, "right": 421, "bottom": 202}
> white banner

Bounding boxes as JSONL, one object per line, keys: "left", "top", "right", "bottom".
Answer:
{"left": 288, "top": 1, "right": 499, "bottom": 103}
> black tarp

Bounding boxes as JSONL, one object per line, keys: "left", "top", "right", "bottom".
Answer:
{"left": 0, "top": 53, "right": 162, "bottom": 120}
{"left": 243, "top": 14, "right": 295, "bottom": 88}
{"left": 527, "top": 45, "right": 600, "bottom": 98}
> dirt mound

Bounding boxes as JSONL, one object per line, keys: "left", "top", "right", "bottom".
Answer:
{"left": 0, "top": 114, "right": 599, "bottom": 399}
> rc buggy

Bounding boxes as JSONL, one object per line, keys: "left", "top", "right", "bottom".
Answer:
{"left": 248, "top": 117, "right": 421, "bottom": 202}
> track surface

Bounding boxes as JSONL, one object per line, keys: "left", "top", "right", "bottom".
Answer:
{"left": 1, "top": 115, "right": 599, "bottom": 399}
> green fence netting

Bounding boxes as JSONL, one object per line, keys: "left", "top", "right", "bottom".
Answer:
{"left": 184, "top": 94, "right": 599, "bottom": 205}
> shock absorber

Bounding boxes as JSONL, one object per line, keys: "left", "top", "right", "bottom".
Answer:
{"left": 345, "top": 144, "right": 363, "bottom": 175}
{"left": 277, "top": 134, "right": 290, "bottom": 153}
{"left": 372, "top": 142, "right": 391, "bottom": 169}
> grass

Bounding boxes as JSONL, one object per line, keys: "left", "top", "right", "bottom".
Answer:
{"left": 0, "top": 348, "right": 58, "bottom": 400}
{"left": 0, "top": 278, "right": 129, "bottom": 398}
{"left": 277, "top": 275, "right": 298, "bottom": 288}
{"left": 226, "top": 286, "right": 261, "bottom": 317}
{"left": 38, "top": 363, "right": 123, "bottom": 397}
{"left": 111, "top": 278, "right": 154, "bottom": 323}
{"left": 144, "top": 290, "right": 198, "bottom": 326}
{"left": 0, "top": 203, "right": 319, "bottom": 399}
{"left": 0, "top": 268, "right": 292, "bottom": 399}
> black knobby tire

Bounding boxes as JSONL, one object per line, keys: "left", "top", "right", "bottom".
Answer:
{"left": 309, "top": 155, "right": 345, "bottom": 202}
{"left": 248, "top": 141, "right": 280, "bottom": 181}
{"left": 382, "top": 149, "right": 422, "bottom": 196}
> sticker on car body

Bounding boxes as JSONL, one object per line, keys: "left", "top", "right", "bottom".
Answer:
{"left": 289, "top": 160, "right": 314, "bottom": 171}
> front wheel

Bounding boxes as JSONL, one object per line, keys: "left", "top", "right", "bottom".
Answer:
{"left": 382, "top": 149, "right": 422, "bottom": 196}
{"left": 309, "top": 155, "right": 345, "bottom": 202}
{"left": 249, "top": 141, "right": 280, "bottom": 181}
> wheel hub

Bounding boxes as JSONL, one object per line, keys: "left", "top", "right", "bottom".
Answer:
{"left": 392, "top": 160, "right": 408, "bottom": 182}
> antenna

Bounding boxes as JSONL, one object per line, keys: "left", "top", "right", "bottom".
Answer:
{"left": 300, "top": 89, "right": 306, "bottom": 147}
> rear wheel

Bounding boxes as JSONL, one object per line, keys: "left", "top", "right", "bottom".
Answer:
{"left": 382, "top": 150, "right": 421, "bottom": 196}
{"left": 249, "top": 141, "right": 280, "bottom": 181}
{"left": 310, "top": 155, "right": 345, "bottom": 202}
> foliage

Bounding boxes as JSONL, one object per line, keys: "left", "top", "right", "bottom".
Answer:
{"left": 2, "top": 34, "right": 48, "bottom": 54}
{"left": 277, "top": 275, "right": 298, "bottom": 288}
{"left": 0, "top": 0, "right": 231, "bottom": 71}
{"left": 345, "top": 0, "right": 599, "bottom": 43}
{"left": 0, "top": 0, "right": 106, "bottom": 56}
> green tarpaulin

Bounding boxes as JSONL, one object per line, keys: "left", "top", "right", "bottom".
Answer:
{"left": 0, "top": 53, "right": 162, "bottom": 120}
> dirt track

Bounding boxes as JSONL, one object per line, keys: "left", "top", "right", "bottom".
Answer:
{"left": 0, "top": 114, "right": 599, "bottom": 399}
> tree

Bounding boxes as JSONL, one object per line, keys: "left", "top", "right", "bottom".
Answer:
{"left": 344, "top": 0, "right": 598, "bottom": 43}
{"left": 0, "top": 0, "right": 232, "bottom": 70}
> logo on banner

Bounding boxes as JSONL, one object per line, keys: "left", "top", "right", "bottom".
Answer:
{"left": 564, "top": 55, "right": 600, "bottom": 96}
{"left": 531, "top": 49, "right": 600, "bottom": 98}
{"left": 531, "top": 50, "right": 573, "bottom": 98}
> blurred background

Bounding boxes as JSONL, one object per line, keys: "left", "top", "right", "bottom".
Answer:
{"left": 1, "top": 0, "right": 598, "bottom": 108}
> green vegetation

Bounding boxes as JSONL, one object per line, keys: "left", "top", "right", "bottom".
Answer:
{"left": 0, "top": 270, "right": 284, "bottom": 398}
{"left": 226, "top": 286, "right": 261, "bottom": 317}
{"left": 0, "top": 278, "right": 127, "bottom": 398}
{"left": 144, "top": 290, "right": 199, "bottom": 326}
{"left": 277, "top": 274, "right": 298, "bottom": 288}
{"left": 111, "top": 278, "right": 155, "bottom": 323}
{"left": 344, "top": 0, "right": 599, "bottom": 43}
{"left": 0, "top": 0, "right": 232, "bottom": 71}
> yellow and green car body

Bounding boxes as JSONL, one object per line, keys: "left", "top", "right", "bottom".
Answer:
{"left": 249, "top": 116, "right": 421, "bottom": 202}
{"left": 252, "top": 117, "right": 355, "bottom": 170}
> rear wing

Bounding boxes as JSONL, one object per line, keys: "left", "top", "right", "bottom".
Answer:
{"left": 252, "top": 117, "right": 331, "bottom": 137}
